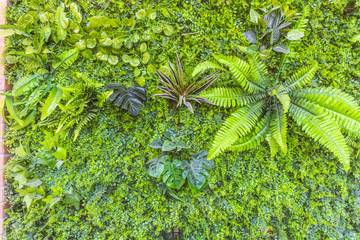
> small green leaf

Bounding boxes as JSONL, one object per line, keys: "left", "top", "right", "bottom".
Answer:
{"left": 135, "top": 9, "right": 146, "bottom": 19}
{"left": 142, "top": 52, "right": 150, "bottom": 64}
{"left": 286, "top": 29, "right": 304, "bottom": 40}
{"left": 0, "top": 29, "right": 16, "bottom": 38}
{"left": 163, "top": 25, "right": 174, "bottom": 36}
{"left": 52, "top": 147, "right": 67, "bottom": 160}
{"left": 139, "top": 43, "right": 147, "bottom": 52}
{"left": 134, "top": 68, "right": 141, "bottom": 77}
{"left": 146, "top": 9, "right": 157, "bottom": 20}
{"left": 5, "top": 95, "right": 24, "bottom": 125}
{"left": 122, "top": 54, "right": 131, "bottom": 63}
{"left": 162, "top": 8, "right": 169, "bottom": 17}
{"left": 147, "top": 64, "right": 156, "bottom": 74}
{"left": 130, "top": 58, "right": 140, "bottom": 67}
{"left": 130, "top": 33, "right": 140, "bottom": 43}
{"left": 108, "top": 55, "right": 118, "bottom": 65}
{"left": 351, "top": 34, "right": 360, "bottom": 43}
{"left": 96, "top": 52, "right": 108, "bottom": 61}
{"left": 86, "top": 39, "right": 97, "bottom": 48}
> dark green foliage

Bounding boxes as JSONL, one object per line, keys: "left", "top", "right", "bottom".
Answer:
{"left": 3, "top": 0, "right": 360, "bottom": 239}
{"left": 243, "top": 1, "right": 304, "bottom": 60}
{"left": 155, "top": 53, "right": 221, "bottom": 113}
{"left": 106, "top": 83, "right": 146, "bottom": 116}
{"left": 181, "top": 151, "right": 214, "bottom": 190}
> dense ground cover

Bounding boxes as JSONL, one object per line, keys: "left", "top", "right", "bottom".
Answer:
{"left": 2, "top": 0, "right": 360, "bottom": 239}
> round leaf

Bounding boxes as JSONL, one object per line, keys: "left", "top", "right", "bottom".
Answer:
{"left": 130, "top": 58, "right": 140, "bottom": 67}
{"left": 108, "top": 55, "right": 118, "bottom": 65}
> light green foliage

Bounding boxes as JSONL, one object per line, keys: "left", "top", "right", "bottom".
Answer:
{"left": 196, "top": 54, "right": 360, "bottom": 171}
{"left": 3, "top": 0, "right": 360, "bottom": 239}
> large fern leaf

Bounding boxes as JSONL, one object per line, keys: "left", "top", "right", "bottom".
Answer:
{"left": 13, "top": 73, "right": 43, "bottom": 96}
{"left": 266, "top": 133, "right": 280, "bottom": 157}
{"left": 284, "top": 62, "right": 318, "bottom": 92}
{"left": 52, "top": 49, "right": 79, "bottom": 70}
{"left": 73, "top": 111, "right": 97, "bottom": 141}
{"left": 230, "top": 111, "right": 270, "bottom": 151}
{"left": 199, "top": 87, "right": 266, "bottom": 108}
{"left": 208, "top": 101, "right": 265, "bottom": 159}
{"left": 289, "top": 98, "right": 350, "bottom": 171}
{"left": 248, "top": 53, "right": 270, "bottom": 87}
{"left": 213, "top": 54, "right": 265, "bottom": 93}
{"left": 191, "top": 61, "right": 227, "bottom": 76}
{"left": 270, "top": 104, "right": 287, "bottom": 153}
{"left": 274, "top": 85, "right": 290, "bottom": 113}
{"left": 291, "top": 87, "right": 360, "bottom": 137}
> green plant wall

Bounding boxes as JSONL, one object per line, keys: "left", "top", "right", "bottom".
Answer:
{"left": 3, "top": 0, "right": 360, "bottom": 239}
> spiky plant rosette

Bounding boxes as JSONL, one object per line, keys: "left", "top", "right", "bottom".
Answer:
{"left": 155, "top": 53, "right": 221, "bottom": 113}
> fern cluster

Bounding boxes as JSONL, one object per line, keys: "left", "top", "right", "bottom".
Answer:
{"left": 194, "top": 53, "right": 360, "bottom": 171}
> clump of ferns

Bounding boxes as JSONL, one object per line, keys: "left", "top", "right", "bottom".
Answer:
{"left": 41, "top": 73, "right": 109, "bottom": 142}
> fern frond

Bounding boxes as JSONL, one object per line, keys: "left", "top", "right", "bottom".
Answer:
{"left": 274, "top": 85, "right": 290, "bottom": 113}
{"left": 279, "top": 2, "right": 309, "bottom": 72}
{"left": 208, "top": 101, "right": 266, "bottom": 159}
{"left": 230, "top": 111, "right": 270, "bottom": 151}
{"left": 284, "top": 62, "right": 318, "bottom": 92}
{"left": 292, "top": 87, "right": 360, "bottom": 137}
{"left": 200, "top": 87, "right": 267, "bottom": 108}
{"left": 248, "top": 53, "right": 270, "bottom": 86}
{"left": 13, "top": 73, "right": 43, "bottom": 96}
{"left": 270, "top": 104, "right": 287, "bottom": 153}
{"left": 213, "top": 54, "right": 265, "bottom": 93}
{"left": 291, "top": 87, "right": 360, "bottom": 137}
{"left": 52, "top": 49, "right": 79, "bottom": 71}
{"left": 192, "top": 61, "right": 227, "bottom": 76}
{"left": 289, "top": 98, "right": 350, "bottom": 171}
{"left": 73, "top": 111, "right": 97, "bottom": 141}
{"left": 266, "top": 133, "right": 280, "bottom": 157}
